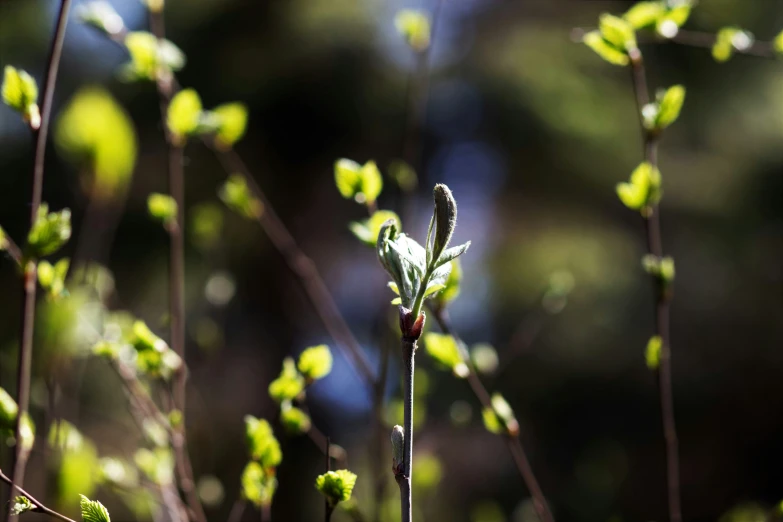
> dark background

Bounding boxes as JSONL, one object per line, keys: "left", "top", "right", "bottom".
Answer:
{"left": 1, "top": 0, "right": 782, "bottom": 521}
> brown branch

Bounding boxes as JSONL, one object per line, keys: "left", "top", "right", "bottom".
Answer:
{"left": 1, "top": 236, "right": 22, "bottom": 267}
{"left": 628, "top": 49, "right": 682, "bottom": 522}
{"left": 431, "top": 307, "right": 555, "bottom": 522}
{"left": 0, "top": 468, "right": 77, "bottom": 522}
{"left": 5, "top": 1, "right": 73, "bottom": 520}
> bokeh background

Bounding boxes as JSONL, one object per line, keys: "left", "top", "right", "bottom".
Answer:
{"left": 1, "top": 0, "right": 783, "bottom": 521}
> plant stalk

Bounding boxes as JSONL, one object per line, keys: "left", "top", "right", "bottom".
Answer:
{"left": 0, "top": 468, "right": 77, "bottom": 522}
{"left": 629, "top": 50, "right": 682, "bottom": 522}
{"left": 396, "top": 339, "right": 415, "bottom": 522}
{"left": 4, "top": 1, "right": 72, "bottom": 520}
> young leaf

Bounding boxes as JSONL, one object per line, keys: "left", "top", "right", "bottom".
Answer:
{"left": 315, "top": 469, "right": 358, "bottom": 507}
{"left": 394, "top": 9, "right": 431, "bottom": 51}
{"left": 219, "top": 174, "right": 263, "bottom": 219}
{"left": 167, "top": 88, "right": 202, "bottom": 143}
{"left": 483, "top": 393, "right": 519, "bottom": 436}
{"left": 297, "top": 345, "right": 333, "bottom": 381}
{"left": 0, "top": 387, "right": 18, "bottom": 430}
{"left": 147, "top": 193, "right": 177, "bottom": 225}
{"left": 26, "top": 205, "right": 72, "bottom": 258}
{"left": 349, "top": 210, "right": 402, "bottom": 247}
{"left": 775, "top": 28, "right": 783, "bottom": 55}
{"left": 121, "top": 31, "right": 184, "bottom": 81}
{"left": 712, "top": 27, "right": 753, "bottom": 63}
{"left": 657, "top": 3, "right": 691, "bottom": 38}
{"left": 334, "top": 158, "right": 383, "bottom": 205}
{"left": 2, "top": 65, "right": 40, "bottom": 129}
{"left": 212, "top": 102, "right": 248, "bottom": 149}
{"left": 431, "top": 184, "right": 458, "bottom": 264}
{"left": 431, "top": 259, "right": 462, "bottom": 309}
{"left": 655, "top": 85, "right": 686, "bottom": 129}
{"left": 616, "top": 162, "right": 662, "bottom": 213}
{"left": 241, "top": 461, "right": 277, "bottom": 507}
{"left": 583, "top": 31, "right": 629, "bottom": 66}
{"left": 646, "top": 335, "right": 663, "bottom": 370}
{"left": 79, "top": 495, "right": 111, "bottom": 522}
{"left": 599, "top": 13, "right": 637, "bottom": 51}
{"left": 279, "top": 402, "right": 311, "bottom": 435}
{"left": 244, "top": 416, "right": 282, "bottom": 469}
{"left": 10, "top": 496, "right": 34, "bottom": 516}
{"left": 77, "top": 1, "right": 125, "bottom": 36}
{"left": 433, "top": 241, "right": 470, "bottom": 269}
{"left": 623, "top": 1, "right": 665, "bottom": 29}
{"left": 38, "top": 258, "right": 69, "bottom": 299}
{"left": 268, "top": 358, "right": 305, "bottom": 403}
{"left": 422, "top": 332, "right": 468, "bottom": 378}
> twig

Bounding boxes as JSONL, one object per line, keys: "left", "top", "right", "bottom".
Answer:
{"left": 0, "top": 468, "right": 77, "bottom": 522}
{"left": 145, "top": 7, "right": 206, "bottom": 522}
{"left": 5, "top": 1, "right": 72, "bottom": 520}
{"left": 627, "top": 48, "right": 682, "bottom": 522}
{"left": 211, "top": 147, "right": 376, "bottom": 391}
{"left": 1, "top": 236, "right": 22, "bottom": 267}
{"left": 395, "top": 338, "right": 415, "bottom": 522}
{"left": 226, "top": 499, "right": 246, "bottom": 522}
{"left": 325, "top": 437, "right": 333, "bottom": 522}
{"left": 431, "top": 307, "right": 555, "bottom": 522}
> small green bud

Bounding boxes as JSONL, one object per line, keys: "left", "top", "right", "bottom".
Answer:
{"left": 0, "top": 387, "right": 19, "bottom": 430}
{"left": 268, "top": 357, "right": 305, "bottom": 403}
{"left": 26, "top": 205, "right": 72, "bottom": 258}
{"left": 599, "top": 13, "right": 637, "bottom": 51}
{"left": 79, "top": 495, "right": 111, "bottom": 522}
{"left": 646, "top": 335, "right": 663, "bottom": 370}
{"left": 279, "top": 402, "right": 311, "bottom": 435}
{"left": 482, "top": 393, "right": 519, "bottom": 436}
{"left": 297, "top": 345, "right": 333, "bottom": 381}
{"left": 167, "top": 88, "right": 202, "bottom": 144}
{"left": 121, "top": 31, "right": 185, "bottom": 82}
{"left": 616, "top": 162, "right": 662, "bottom": 214}
{"left": 653, "top": 85, "right": 686, "bottom": 130}
{"left": 712, "top": 27, "right": 754, "bottom": 63}
{"left": 642, "top": 254, "right": 675, "bottom": 287}
{"left": 315, "top": 469, "right": 358, "bottom": 507}
{"left": 244, "top": 416, "right": 282, "bottom": 468}
{"left": 211, "top": 102, "right": 248, "bottom": 149}
{"left": 219, "top": 174, "right": 263, "bottom": 219}
{"left": 583, "top": 30, "right": 630, "bottom": 66}
{"left": 391, "top": 425, "right": 404, "bottom": 475}
{"left": 431, "top": 184, "right": 457, "bottom": 264}
{"left": 147, "top": 193, "right": 177, "bottom": 226}
{"left": 10, "top": 496, "right": 34, "bottom": 516}
{"left": 2, "top": 65, "right": 40, "bottom": 129}
{"left": 77, "top": 1, "right": 125, "bottom": 36}
{"left": 623, "top": 1, "right": 666, "bottom": 30}
{"left": 774, "top": 28, "right": 783, "bottom": 55}
{"left": 241, "top": 461, "right": 277, "bottom": 507}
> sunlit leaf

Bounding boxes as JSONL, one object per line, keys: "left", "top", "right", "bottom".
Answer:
{"left": 297, "top": 345, "right": 333, "bottom": 381}
{"left": 422, "top": 332, "right": 468, "bottom": 378}
{"left": 598, "top": 13, "right": 636, "bottom": 51}
{"left": 279, "top": 402, "right": 311, "bottom": 435}
{"left": 646, "top": 335, "right": 662, "bottom": 370}
{"left": 655, "top": 84, "right": 685, "bottom": 129}
{"left": 2, "top": 65, "right": 39, "bottom": 129}
{"left": 244, "top": 416, "right": 282, "bottom": 468}
{"left": 167, "top": 88, "right": 202, "bottom": 143}
{"left": 623, "top": 1, "right": 665, "bottom": 29}
{"left": 26, "top": 204, "right": 71, "bottom": 258}
{"left": 147, "top": 193, "right": 177, "bottom": 225}
{"left": 80, "top": 495, "right": 111, "bottom": 522}
{"left": 268, "top": 358, "right": 305, "bottom": 403}
{"left": 349, "top": 210, "right": 402, "bottom": 246}
{"left": 219, "top": 174, "right": 263, "bottom": 219}
{"left": 212, "top": 102, "right": 248, "bottom": 149}
{"left": 582, "top": 31, "right": 629, "bottom": 66}
{"left": 315, "top": 469, "right": 357, "bottom": 507}
{"left": 241, "top": 461, "right": 277, "bottom": 508}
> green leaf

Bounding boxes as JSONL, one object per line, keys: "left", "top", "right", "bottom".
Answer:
{"left": 121, "top": 31, "right": 184, "bottom": 82}
{"left": 642, "top": 254, "right": 675, "bottom": 285}
{"left": 482, "top": 407, "right": 503, "bottom": 435}
{"left": 394, "top": 10, "right": 431, "bottom": 51}
{"left": 77, "top": 1, "right": 125, "bottom": 36}
{"left": 712, "top": 27, "right": 753, "bottom": 63}
{"left": 212, "top": 102, "right": 248, "bottom": 149}
{"left": 38, "top": 258, "right": 69, "bottom": 299}
{"left": 244, "top": 416, "right": 282, "bottom": 468}
{"left": 190, "top": 203, "right": 223, "bottom": 250}
{"left": 483, "top": 393, "right": 518, "bottom": 436}
{"left": 655, "top": 85, "right": 685, "bottom": 129}
{"left": 583, "top": 31, "right": 629, "bottom": 66}
{"left": 645, "top": 335, "right": 663, "bottom": 370}
{"left": 598, "top": 13, "right": 637, "bottom": 51}
{"left": 167, "top": 88, "right": 202, "bottom": 143}
{"left": 241, "top": 461, "right": 277, "bottom": 508}
{"left": 334, "top": 159, "right": 383, "bottom": 205}
{"left": 616, "top": 162, "right": 662, "bottom": 213}
{"left": 147, "top": 193, "right": 177, "bottom": 224}
{"left": 2, "top": 65, "right": 40, "bottom": 129}
{"left": 349, "top": 210, "right": 402, "bottom": 247}
{"left": 268, "top": 357, "right": 305, "bottom": 403}
{"left": 0, "top": 387, "right": 18, "bottom": 429}
{"left": 315, "top": 469, "right": 358, "bottom": 507}
{"left": 388, "top": 160, "right": 417, "bottom": 192}
{"left": 80, "top": 495, "right": 111, "bottom": 522}
{"left": 422, "top": 332, "right": 468, "bottom": 378}
{"left": 55, "top": 87, "right": 137, "bottom": 202}
{"left": 433, "top": 241, "right": 470, "bottom": 269}
{"left": 774, "top": 29, "right": 783, "bottom": 55}
{"left": 297, "top": 345, "right": 333, "bottom": 381}
{"left": 432, "top": 259, "right": 462, "bottom": 308}
{"left": 134, "top": 448, "right": 174, "bottom": 486}
{"left": 470, "top": 343, "right": 499, "bottom": 375}
{"left": 131, "top": 321, "right": 182, "bottom": 379}
{"left": 623, "top": 1, "right": 665, "bottom": 29}
{"left": 219, "top": 174, "right": 263, "bottom": 219}
{"left": 279, "top": 402, "right": 311, "bottom": 435}
{"left": 26, "top": 204, "right": 72, "bottom": 258}
{"left": 10, "top": 496, "right": 34, "bottom": 516}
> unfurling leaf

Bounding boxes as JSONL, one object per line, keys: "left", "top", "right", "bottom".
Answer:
{"left": 0, "top": 387, "right": 18, "bottom": 429}
{"left": 712, "top": 27, "right": 754, "bottom": 63}
{"left": 2, "top": 65, "right": 40, "bottom": 129}
{"left": 280, "top": 402, "right": 311, "bottom": 435}
{"left": 10, "top": 496, "right": 34, "bottom": 516}
{"left": 623, "top": 1, "right": 666, "bottom": 29}
{"left": 616, "top": 162, "right": 662, "bottom": 213}
{"left": 121, "top": 31, "right": 185, "bottom": 82}
{"left": 422, "top": 332, "right": 468, "bottom": 378}
{"left": 430, "top": 184, "right": 458, "bottom": 264}
{"left": 219, "top": 174, "right": 263, "bottom": 219}
{"left": 583, "top": 31, "right": 629, "bottom": 66}
{"left": 349, "top": 210, "right": 402, "bottom": 246}
{"left": 244, "top": 416, "right": 282, "bottom": 469}
{"left": 268, "top": 358, "right": 305, "bottom": 403}
{"left": 431, "top": 259, "right": 462, "bottom": 309}
{"left": 654, "top": 85, "right": 686, "bottom": 129}
{"left": 598, "top": 13, "right": 637, "bottom": 51}
{"left": 37, "top": 258, "right": 69, "bottom": 299}
{"left": 242, "top": 461, "right": 277, "bottom": 507}
{"left": 212, "top": 102, "right": 248, "bottom": 149}
{"left": 167, "top": 88, "right": 202, "bottom": 143}
{"left": 482, "top": 393, "right": 519, "bottom": 436}
{"left": 77, "top": 1, "right": 125, "bottom": 36}
{"left": 79, "top": 495, "right": 111, "bottom": 522}
{"left": 642, "top": 254, "right": 675, "bottom": 286}
{"left": 646, "top": 335, "right": 663, "bottom": 370}
{"left": 147, "top": 193, "right": 177, "bottom": 225}
{"left": 334, "top": 158, "right": 383, "bottom": 205}
{"left": 297, "top": 345, "right": 333, "bottom": 381}
{"left": 315, "top": 469, "right": 358, "bottom": 507}
{"left": 26, "top": 205, "right": 71, "bottom": 258}
{"left": 394, "top": 10, "right": 431, "bottom": 52}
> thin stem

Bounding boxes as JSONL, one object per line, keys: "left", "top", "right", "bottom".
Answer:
{"left": 5, "top": 1, "right": 72, "bottom": 520}
{"left": 212, "top": 147, "right": 376, "bottom": 390}
{"left": 431, "top": 308, "right": 555, "bottom": 522}
{"left": 667, "top": 28, "right": 776, "bottom": 58}
{"left": 0, "top": 468, "right": 77, "bottom": 522}
{"left": 226, "top": 500, "right": 246, "bottom": 522}
{"left": 1, "top": 236, "right": 22, "bottom": 267}
{"left": 396, "top": 339, "right": 415, "bottom": 522}
{"left": 325, "top": 437, "right": 332, "bottom": 522}
{"left": 629, "top": 52, "right": 682, "bottom": 522}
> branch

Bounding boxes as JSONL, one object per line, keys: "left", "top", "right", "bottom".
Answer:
{"left": 0, "top": 469, "right": 77, "bottom": 522}
{"left": 431, "top": 307, "right": 555, "bottom": 522}
{"left": 627, "top": 50, "right": 682, "bottom": 522}
{"left": 5, "top": 1, "right": 73, "bottom": 520}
